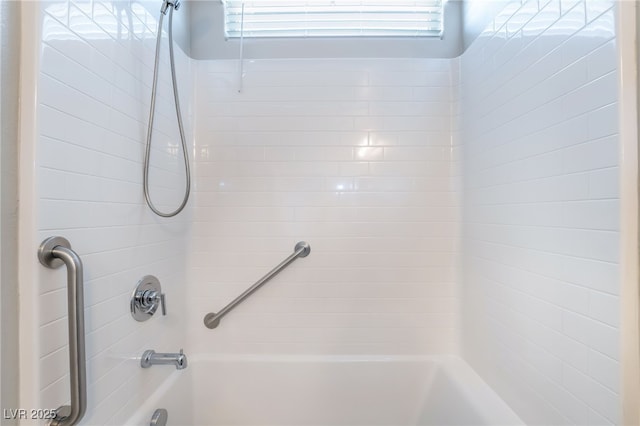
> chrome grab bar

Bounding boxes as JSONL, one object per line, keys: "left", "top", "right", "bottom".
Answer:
{"left": 38, "top": 237, "right": 87, "bottom": 426}
{"left": 204, "top": 241, "right": 311, "bottom": 329}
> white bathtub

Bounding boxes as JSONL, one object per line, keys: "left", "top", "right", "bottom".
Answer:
{"left": 125, "top": 355, "right": 523, "bottom": 426}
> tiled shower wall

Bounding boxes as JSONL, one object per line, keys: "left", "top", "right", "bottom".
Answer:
{"left": 459, "top": 0, "right": 619, "bottom": 424}
{"left": 20, "top": 1, "right": 624, "bottom": 425}
{"left": 25, "top": 1, "right": 192, "bottom": 424}
{"left": 188, "top": 59, "right": 460, "bottom": 355}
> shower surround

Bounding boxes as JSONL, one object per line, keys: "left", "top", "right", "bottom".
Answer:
{"left": 460, "top": 2, "right": 619, "bottom": 424}
{"left": 20, "top": 1, "right": 193, "bottom": 424}
{"left": 17, "top": 0, "right": 620, "bottom": 425}
{"left": 187, "top": 57, "right": 460, "bottom": 356}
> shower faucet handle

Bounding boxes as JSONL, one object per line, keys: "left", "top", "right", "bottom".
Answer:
{"left": 141, "top": 289, "right": 166, "bottom": 316}
{"left": 160, "top": 292, "right": 166, "bottom": 315}
{"left": 131, "top": 275, "right": 166, "bottom": 321}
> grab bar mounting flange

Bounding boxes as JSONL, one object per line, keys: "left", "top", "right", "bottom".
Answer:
{"left": 38, "top": 236, "right": 71, "bottom": 268}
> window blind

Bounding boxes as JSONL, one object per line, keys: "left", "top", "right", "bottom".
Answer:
{"left": 222, "top": 1, "right": 444, "bottom": 38}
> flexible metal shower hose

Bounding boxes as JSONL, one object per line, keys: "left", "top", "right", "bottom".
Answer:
{"left": 143, "top": 5, "right": 191, "bottom": 218}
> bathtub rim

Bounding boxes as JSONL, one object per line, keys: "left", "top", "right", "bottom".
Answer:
{"left": 123, "top": 354, "right": 524, "bottom": 426}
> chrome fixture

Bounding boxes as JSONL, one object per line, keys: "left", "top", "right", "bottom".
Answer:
{"left": 161, "top": 0, "right": 180, "bottom": 15}
{"left": 204, "top": 241, "right": 311, "bottom": 329}
{"left": 150, "top": 409, "right": 168, "bottom": 426}
{"left": 141, "top": 349, "right": 188, "bottom": 370}
{"left": 144, "top": 0, "right": 191, "bottom": 217}
{"left": 131, "top": 275, "right": 166, "bottom": 322}
{"left": 38, "top": 237, "right": 87, "bottom": 426}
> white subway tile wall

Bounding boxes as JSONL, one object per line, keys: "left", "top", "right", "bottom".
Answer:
{"left": 459, "top": 0, "right": 619, "bottom": 424}
{"left": 25, "top": 0, "right": 623, "bottom": 424}
{"left": 188, "top": 58, "right": 460, "bottom": 355}
{"left": 33, "top": 1, "right": 192, "bottom": 424}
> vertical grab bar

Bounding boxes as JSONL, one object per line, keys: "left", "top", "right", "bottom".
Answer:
{"left": 38, "top": 237, "right": 87, "bottom": 426}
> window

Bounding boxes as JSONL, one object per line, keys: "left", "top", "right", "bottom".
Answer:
{"left": 222, "top": 1, "right": 444, "bottom": 38}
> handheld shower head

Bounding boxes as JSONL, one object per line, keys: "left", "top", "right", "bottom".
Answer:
{"left": 161, "top": 0, "right": 180, "bottom": 15}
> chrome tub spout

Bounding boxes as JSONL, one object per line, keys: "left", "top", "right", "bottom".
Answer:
{"left": 141, "top": 349, "right": 188, "bottom": 370}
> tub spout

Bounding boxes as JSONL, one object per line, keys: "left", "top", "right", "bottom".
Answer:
{"left": 141, "top": 349, "right": 188, "bottom": 370}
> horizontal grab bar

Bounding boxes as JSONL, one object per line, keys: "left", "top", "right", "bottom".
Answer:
{"left": 204, "top": 241, "right": 310, "bottom": 329}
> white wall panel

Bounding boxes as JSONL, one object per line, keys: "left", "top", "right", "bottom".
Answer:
{"left": 24, "top": 1, "right": 194, "bottom": 424}
{"left": 459, "top": 0, "right": 620, "bottom": 424}
{"left": 189, "top": 58, "right": 459, "bottom": 356}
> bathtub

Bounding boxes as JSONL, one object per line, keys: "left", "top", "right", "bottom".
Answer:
{"left": 125, "top": 355, "right": 524, "bottom": 426}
